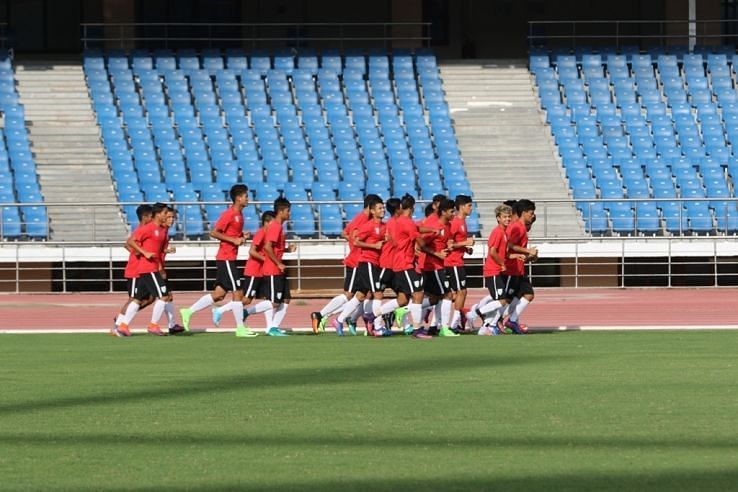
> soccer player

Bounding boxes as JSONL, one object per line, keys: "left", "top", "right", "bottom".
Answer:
{"left": 179, "top": 184, "right": 251, "bottom": 333}
{"left": 212, "top": 211, "right": 276, "bottom": 336}
{"left": 310, "top": 194, "right": 380, "bottom": 334}
{"left": 391, "top": 194, "right": 432, "bottom": 339}
{"left": 155, "top": 206, "right": 185, "bottom": 335}
{"left": 420, "top": 198, "right": 459, "bottom": 337}
{"left": 373, "top": 197, "right": 403, "bottom": 331}
{"left": 503, "top": 199, "right": 538, "bottom": 334}
{"left": 332, "top": 196, "right": 387, "bottom": 336}
{"left": 118, "top": 202, "right": 171, "bottom": 335}
{"left": 445, "top": 195, "right": 475, "bottom": 333}
{"left": 475, "top": 204, "right": 524, "bottom": 335}
{"left": 262, "top": 197, "right": 297, "bottom": 336}
{"left": 112, "top": 204, "right": 153, "bottom": 337}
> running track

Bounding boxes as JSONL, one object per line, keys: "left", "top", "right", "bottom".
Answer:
{"left": 1, "top": 288, "right": 736, "bottom": 333}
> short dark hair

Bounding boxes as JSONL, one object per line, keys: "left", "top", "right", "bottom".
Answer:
{"left": 261, "top": 210, "right": 276, "bottom": 225}
{"left": 515, "top": 199, "right": 536, "bottom": 216}
{"left": 230, "top": 184, "right": 249, "bottom": 202}
{"left": 503, "top": 199, "right": 518, "bottom": 210}
{"left": 364, "top": 194, "right": 382, "bottom": 208}
{"left": 424, "top": 203, "right": 435, "bottom": 217}
{"left": 400, "top": 194, "right": 415, "bottom": 210}
{"left": 274, "top": 197, "right": 291, "bottom": 213}
{"left": 437, "top": 199, "right": 455, "bottom": 214}
{"left": 136, "top": 204, "right": 153, "bottom": 222}
{"left": 432, "top": 193, "right": 446, "bottom": 205}
{"left": 385, "top": 197, "right": 401, "bottom": 215}
{"left": 151, "top": 202, "right": 168, "bottom": 216}
{"left": 454, "top": 195, "right": 472, "bottom": 208}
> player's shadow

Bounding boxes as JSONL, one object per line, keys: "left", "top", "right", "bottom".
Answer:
{"left": 0, "top": 353, "right": 572, "bottom": 415}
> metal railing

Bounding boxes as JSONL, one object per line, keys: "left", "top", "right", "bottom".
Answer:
{"left": 527, "top": 19, "right": 738, "bottom": 50}
{"left": 81, "top": 22, "right": 432, "bottom": 50}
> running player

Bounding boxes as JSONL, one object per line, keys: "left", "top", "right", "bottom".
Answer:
{"left": 112, "top": 204, "right": 153, "bottom": 336}
{"left": 118, "top": 202, "right": 171, "bottom": 335}
{"left": 155, "top": 206, "right": 185, "bottom": 335}
{"left": 262, "top": 197, "right": 297, "bottom": 336}
{"left": 445, "top": 195, "right": 474, "bottom": 333}
{"left": 179, "top": 184, "right": 251, "bottom": 333}
{"left": 503, "top": 199, "right": 538, "bottom": 334}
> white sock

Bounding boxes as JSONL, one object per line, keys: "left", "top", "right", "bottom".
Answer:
{"left": 216, "top": 302, "right": 233, "bottom": 315}
{"left": 151, "top": 299, "right": 167, "bottom": 325}
{"left": 489, "top": 307, "right": 503, "bottom": 327}
{"left": 264, "top": 308, "right": 274, "bottom": 328}
{"left": 408, "top": 302, "right": 423, "bottom": 328}
{"left": 350, "top": 302, "right": 364, "bottom": 322}
{"left": 231, "top": 301, "right": 245, "bottom": 327}
{"left": 371, "top": 300, "right": 381, "bottom": 317}
{"left": 505, "top": 297, "right": 520, "bottom": 318}
{"left": 510, "top": 297, "right": 530, "bottom": 322}
{"left": 321, "top": 294, "right": 348, "bottom": 317}
{"left": 123, "top": 302, "right": 140, "bottom": 325}
{"left": 190, "top": 293, "right": 214, "bottom": 313}
{"left": 247, "top": 300, "right": 273, "bottom": 315}
{"left": 450, "top": 309, "right": 460, "bottom": 328}
{"left": 433, "top": 302, "right": 442, "bottom": 326}
{"left": 115, "top": 313, "right": 125, "bottom": 326}
{"left": 165, "top": 301, "right": 176, "bottom": 328}
{"left": 440, "top": 299, "right": 453, "bottom": 328}
{"left": 362, "top": 299, "right": 372, "bottom": 313}
{"left": 379, "top": 299, "right": 399, "bottom": 315}
{"left": 479, "top": 300, "right": 503, "bottom": 317}
{"left": 272, "top": 303, "right": 288, "bottom": 328}
{"left": 337, "top": 296, "right": 361, "bottom": 323}
{"left": 477, "top": 295, "right": 492, "bottom": 309}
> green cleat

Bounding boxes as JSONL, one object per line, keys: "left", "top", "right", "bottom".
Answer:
{"left": 439, "top": 326, "right": 461, "bottom": 337}
{"left": 179, "top": 308, "right": 193, "bottom": 332}
{"left": 393, "top": 307, "right": 408, "bottom": 328}
{"left": 318, "top": 316, "right": 328, "bottom": 333}
{"left": 235, "top": 325, "right": 259, "bottom": 338}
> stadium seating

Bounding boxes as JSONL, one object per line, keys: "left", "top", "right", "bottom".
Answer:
{"left": 85, "top": 48, "right": 475, "bottom": 238}
{"left": 0, "top": 52, "right": 47, "bottom": 240}
{"left": 532, "top": 46, "right": 738, "bottom": 236}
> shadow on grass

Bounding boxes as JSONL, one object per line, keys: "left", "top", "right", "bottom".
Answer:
{"left": 0, "top": 353, "right": 573, "bottom": 415}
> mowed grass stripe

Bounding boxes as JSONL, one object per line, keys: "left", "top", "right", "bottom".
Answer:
{"left": 0, "top": 331, "right": 736, "bottom": 491}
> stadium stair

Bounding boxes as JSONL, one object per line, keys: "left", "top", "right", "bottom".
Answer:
{"left": 16, "top": 61, "right": 126, "bottom": 241}
{"left": 441, "top": 61, "right": 583, "bottom": 237}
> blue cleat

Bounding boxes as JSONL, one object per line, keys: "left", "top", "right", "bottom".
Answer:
{"left": 333, "top": 319, "right": 345, "bottom": 336}
{"left": 212, "top": 308, "right": 223, "bottom": 327}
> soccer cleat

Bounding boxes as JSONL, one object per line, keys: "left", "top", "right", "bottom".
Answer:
{"left": 477, "top": 325, "right": 491, "bottom": 336}
{"left": 267, "top": 327, "right": 288, "bottom": 337}
{"left": 318, "top": 316, "right": 328, "bottom": 333}
{"left": 393, "top": 306, "right": 408, "bottom": 328}
{"left": 116, "top": 323, "right": 132, "bottom": 337}
{"left": 179, "top": 308, "right": 193, "bottom": 332}
{"left": 332, "top": 319, "right": 344, "bottom": 337}
{"left": 504, "top": 319, "right": 526, "bottom": 335}
{"left": 498, "top": 317, "right": 510, "bottom": 335}
{"left": 459, "top": 307, "right": 469, "bottom": 329}
{"left": 347, "top": 319, "right": 357, "bottom": 336}
{"left": 147, "top": 324, "right": 166, "bottom": 336}
{"left": 373, "top": 327, "right": 392, "bottom": 337}
{"left": 236, "top": 326, "right": 259, "bottom": 338}
{"left": 410, "top": 328, "right": 432, "bottom": 340}
{"left": 211, "top": 307, "right": 223, "bottom": 327}
{"left": 426, "top": 326, "right": 439, "bottom": 336}
{"left": 403, "top": 325, "right": 414, "bottom": 335}
{"left": 439, "top": 326, "right": 460, "bottom": 337}
{"left": 310, "top": 312, "right": 322, "bottom": 335}
{"left": 362, "top": 313, "right": 375, "bottom": 336}
{"left": 169, "top": 324, "right": 185, "bottom": 335}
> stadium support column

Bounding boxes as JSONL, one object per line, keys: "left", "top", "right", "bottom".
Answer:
{"left": 688, "top": 0, "right": 696, "bottom": 52}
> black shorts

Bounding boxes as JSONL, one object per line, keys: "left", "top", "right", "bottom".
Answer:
{"left": 423, "top": 269, "right": 449, "bottom": 296}
{"left": 484, "top": 275, "right": 512, "bottom": 301}
{"left": 445, "top": 266, "right": 467, "bottom": 292}
{"left": 393, "top": 269, "right": 424, "bottom": 295}
{"left": 126, "top": 277, "right": 138, "bottom": 298}
{"left": 135, "top": 271, "right": 168, "bottom": 301}
{"left": 343, "top": 266, "right": 358, "bottom": 293}
{"left": 263, "top": 274, "right": 291, "bottom": 303}
{"left": 509, "top": 275, "right": 534, "bottom": 297}
{"left": 355, "top": 262, "right": 383, "bottom": 294}
{"left": 379, "top": 267, "right": 395, "bottom": 291}
{"left": 215, "top": 260, "right": 241, "bottom": 292}
{"left": 240, "top": 275, "right": 262, "bottom": 299}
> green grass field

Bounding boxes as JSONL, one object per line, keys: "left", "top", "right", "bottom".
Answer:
{"left": 1, "top": 331, "right": 737, "bottom": 491}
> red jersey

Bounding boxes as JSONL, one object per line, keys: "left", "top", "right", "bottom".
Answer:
{"left": 379, "top": 217, "right": 396, "bottom": 269}
{"left": 415, "top": 217, "right": 429, "bottom": 273}
{"left": 422, "top": 216, "right": 451, "bottom": 272}
{"left": 356, "top": 219, "right": 386, "bottom": 266}
{"left": 214, "top": 206, "right": 244, "bottom": 261}
{"left": 505, "top": 220, "right": 528, "bottom": 276}
{"left": 262, "top": 220, "right": 286, "bottom": 276}
{"left": 343, "top": 211, "right": 370, "bottom": 268}
{"left": 483, "top": 225, "right": 508, "bottom": 277}
{"left": 244, "top": 228, "right": 266, "bottom": 277}
{"left": 159, "top": 232, "right": 170, "bottom": 268}
{"left": 444, "top": 216, "right": 469, "bottom": 267}
{"left": 392, "top": 215, "right": 420, "bottom": 272}
{"left": 133, "top": 221, "right": 168, "bottom": 275}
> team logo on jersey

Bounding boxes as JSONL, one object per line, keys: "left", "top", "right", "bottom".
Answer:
{"left": 443, "top": 280, "right": 450, "bottom": 288}
{"left": 374, "top": 281, "right": 381, "bottom": 289}
{"left": 496, "top": 288, "right": 504, "bottom": 296}
{"left": 461, "top": 279, "right": 466, "bottom": 287}
{"left": 154, "top": 229, "right": 160, "bottom": 237}
{"left": 507, "top": 288, "right": 515, "bottom": 295}
{"left": 440, "top": 229, "right": 445, "bottom": 236}
{"left": 161, "top": 285, "right": 167, "bottom": 293}
{"left": 236, "top": 279, "right": 241, "bottom": 287}
{"left": 235, "top": 216, "right": 241, "bottom": 223}
{"left": 461, "top": 225, "right": 466, "bottom": 233}
{"left": 414, "top": 280, "right": 420, "bottom": 288}
{"left": 277, "top": 292, "right": 283, "bottom": 299}
{"left": 375, "top": 227, "right": 380, "bottom": 235}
